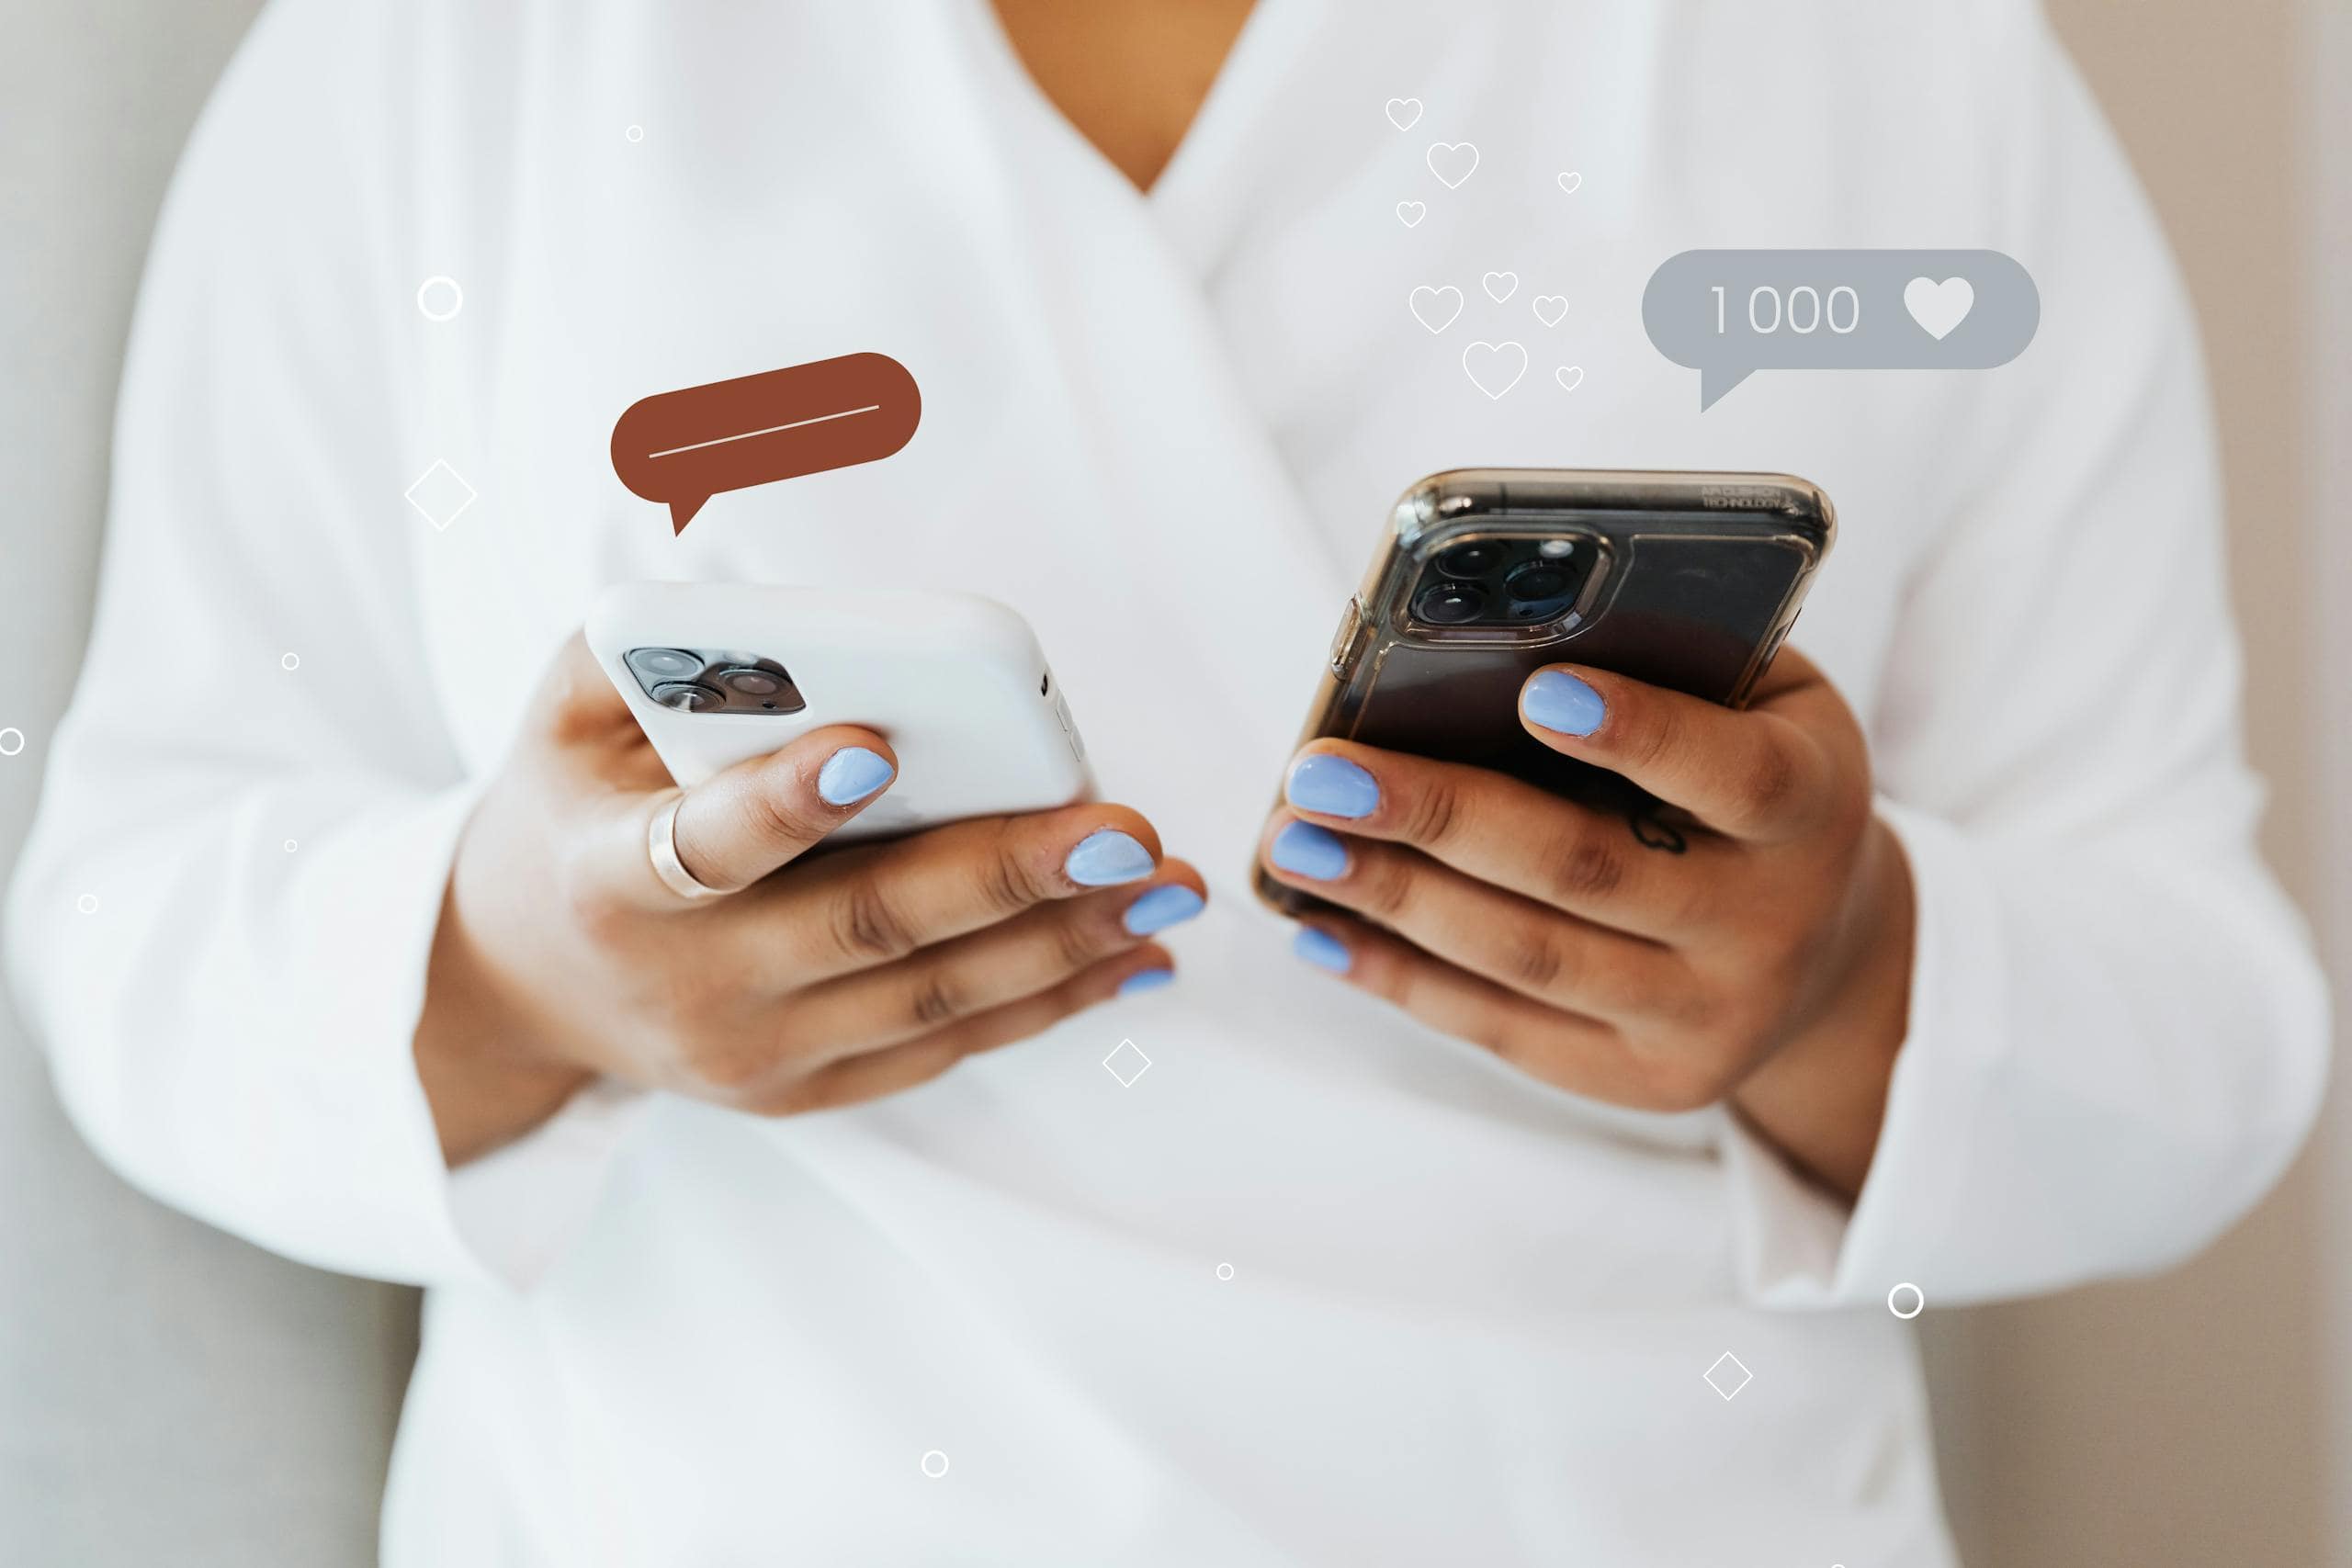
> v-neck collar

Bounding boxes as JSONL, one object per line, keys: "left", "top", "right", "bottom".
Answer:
{"left": 954, "top": 0, "right": 1328, "bottom": 272}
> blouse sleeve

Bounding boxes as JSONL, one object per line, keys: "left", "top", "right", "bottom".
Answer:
{"left": 3, "top": 0, "right": 598, "bottom": 1291}
{"left": 1725, "top": 0, "right": 2331, "bottom": 1309}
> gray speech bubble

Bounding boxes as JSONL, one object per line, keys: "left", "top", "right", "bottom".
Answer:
{"left": 1643, "top": 249, "right": 2038, "bottom": 410}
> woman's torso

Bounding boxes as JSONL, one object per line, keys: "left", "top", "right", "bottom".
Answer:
{"left": 379, "top": 0, "right": 1994, "bottom": 1560}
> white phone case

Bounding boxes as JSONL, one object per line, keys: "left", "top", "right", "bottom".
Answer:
{"left": 586, "top": 582, "right": 1092, "bottom": 841}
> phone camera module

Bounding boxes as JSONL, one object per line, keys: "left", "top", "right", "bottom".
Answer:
{"left": 1506, "top": 562, "right": 1570, "bottom": 602}
{"left": 1434, "top": 541, "right": 1502, "bottom": 578}
{"left": 651, "top": 681, "right": 726, "bottom": 713}
{"left": 1414, "top": 581, "right": 1488, "bottom": 625}
{"left": 715, "top": 665, "right": 786, "bottom": 698}
{"left": 628, "top": 647, "right": 703, "bottom": 681}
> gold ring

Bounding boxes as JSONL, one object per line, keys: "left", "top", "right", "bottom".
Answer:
{"left": 647, "top": 790, "right": 727, "bottom": 902}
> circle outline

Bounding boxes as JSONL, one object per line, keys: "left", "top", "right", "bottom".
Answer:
{"left": 1887, "top": 1282, "right": 1926, "bottom": 1319}
{"left": 415, "top": 276, "right": 464, "bottom": 322}
{"left": 919, "top": 1450, "right": 949, "bottom": 1478}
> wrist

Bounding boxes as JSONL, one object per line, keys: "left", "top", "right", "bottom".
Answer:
{"left": 1728, "top": 817, "right": 1916, "bottom": 1201}
{"left": 416, "top": 881, "right": 596, "bottom": 1166}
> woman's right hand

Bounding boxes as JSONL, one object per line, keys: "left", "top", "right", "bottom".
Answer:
{"left": 415, "top": 636, "right": 1203, "bottom": 1164}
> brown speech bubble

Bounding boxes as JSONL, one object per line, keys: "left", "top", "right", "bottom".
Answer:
{"left": 610, "top": 352, "right": 922, "bottom": 533}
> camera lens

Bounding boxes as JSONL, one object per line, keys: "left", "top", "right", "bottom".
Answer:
{"left": 715, "top": 666, "right": 784, "bottom": 697}
{"left": 1435, "top": 541, "right": 1501, "bottom": 578}
{"left": 651, "top": 681, "right": 725, "bottom": 713}
{"left": 1507, "top": 563, "right": 1570, "bottom": 601}
{"left": 628, "top": 647, "right": 702, "bottom": 681}
{"left": 1414, "top": 581, "right": 1487, "bottom": 625}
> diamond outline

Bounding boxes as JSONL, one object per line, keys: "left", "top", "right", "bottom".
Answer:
{"left": 1102, "top": 1037, "right": 1152, "bottom": 1088}
{"left": 405, "top": 458, "right": 479, "bottom": 532}
{"left": 1703, "top": 1351, "right": 1752, "bottom": 1402}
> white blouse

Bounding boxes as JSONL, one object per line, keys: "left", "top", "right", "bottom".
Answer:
{"left": 7, "top": 0, "right": 2329, "bottom": 1562}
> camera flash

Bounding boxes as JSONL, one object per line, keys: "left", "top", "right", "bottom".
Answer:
{"left": 1538, "top": 538, "right": 1575, "bottom": 558}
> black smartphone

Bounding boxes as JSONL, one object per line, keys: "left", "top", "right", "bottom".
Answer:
{"left": 1258, "top": 468, "right": 1834, "bottom": 916}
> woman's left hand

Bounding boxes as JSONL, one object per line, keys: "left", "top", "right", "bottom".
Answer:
{"left": 1258, "top": 648, "right": 1914, "bottom": 1200}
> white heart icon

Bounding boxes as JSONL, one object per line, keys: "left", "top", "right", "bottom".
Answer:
{"left": 1904, "top": 276, "right": 1974, "bottom": 340}
{"left": 1556, "top": 172, "right": 1583, "bottom": 194}
{"left": 1408, "top": 285, "right": 1464, "bottom": 333}
{"left": 1482, "top": 271, "right": 1519, "bottom": 303}
{"left": 1426, "top": 141, "right": 1480, "bottom": 189}
{"left": 1396, "top": 200, "right": 1426, "bottom": 229}
{"left": 1385, "top": 97, "right": 1424, "bottom": 130}
{"left": 1462, "top": 341, "right": 1528, "bottom": 400}
{"left": 1555, "top": 366, "right": 1585, "bottom": 391}
{"left": 1532, "top": 295, "right": 1567, "bottom": 327}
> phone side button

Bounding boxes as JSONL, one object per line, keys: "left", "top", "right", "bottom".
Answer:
{"left": 1328, "top": 597, "right": 1366, "bottom": 676}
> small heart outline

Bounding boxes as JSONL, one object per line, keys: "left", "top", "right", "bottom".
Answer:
{"left": 1408, "top": 284, "right": 1465, "bottom": 333}
{"left": 1426, "top": 141, "right": 1480, "bottom": 189}
{"left": 1482, "top": 271, "right": 1520, "bottom": 303}
{"left": 1555, "top": 366, "right": 1585, "bottom": 392}
{"left": 1532, "top": 295, "right": 1568, "bottom": 327}
{"left": 1396, "top": 200, "right": 1427, "bottom": 229}
{"left": 1462, "top": 340, "right": 1529, "bottom": 400}
{"left": 1385, "top": 97, "right": 1424, "bottom": 130}
{"left": 1556, "top": 171, "right": 1583, "bottom": 195}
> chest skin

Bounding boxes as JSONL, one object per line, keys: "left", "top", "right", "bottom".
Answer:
{"left": 988, "top": 0, "right": 1258, "bottom": 190}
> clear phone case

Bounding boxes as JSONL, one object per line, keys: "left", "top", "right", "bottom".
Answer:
{"left": 1260, "top": 468, "right": 1834, "bottom": 915}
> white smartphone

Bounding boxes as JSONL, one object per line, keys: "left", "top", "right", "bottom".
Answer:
{"left": 586, "top": 582, "right": 1092, "bottom": 842}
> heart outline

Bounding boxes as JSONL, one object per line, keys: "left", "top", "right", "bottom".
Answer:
{"left": 1555, "top": 366, "right": 1585, "bottom": 392}
{"left": 1385, "top": 97, "right": 1424, "bottom": 130}
{"left": 1408, "top": 285, "right": 1464, "bottom": 333}
{"left": 1556, "top": 172, "right": 1583, "bottom": 195}
{"left": 1462, "top": 340, "right": 1529, "bottom": 400}
{"left": 1482, "top": 271, "right": 1520, "bottom": 303}
{"left": 1396, "top": 200, "right": 1427, "bottom": 229}
{"left": 1426, "top": 141, "right": 1480, "bottom": 189}
{"left": 1532, "top": 295, "right": 1568, "bottom": 327}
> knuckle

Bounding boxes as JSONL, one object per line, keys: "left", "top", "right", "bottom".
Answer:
{"left": 1499, "top": 923, "right": 1572, "bottom": 997}
{"left": 1540, "top": 828, "right": 1624, "bottom": 906}
{"left": 1623, "top": 706, "right": 1679, "bottom": 773}
{"left": 1739, "top": 741, "right": 1804, "bottom": 829}
{"left": 905, "top": 968, "right": 967, "bottom": 1030}
{"left": 1397, "top": 774, "right": 1463, "bottom": 848}
{"left": 1354, "top": 849, "right": 1420, "bottom": 921}
{"left": 735, "top": 781, "right": 814, "bottom": 855}
{"left": 1051, "top": 910, "right": 1109, "bottom": 973}
{"left": 831, "top": 877, "right": 920, "bottom": 964}
{"left": 976, "top": 821, "right": 1053, "bottom": 914}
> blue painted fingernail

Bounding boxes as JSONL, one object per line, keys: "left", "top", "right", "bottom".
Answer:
{"left": 1285, "top": 753, "right": 1380, "bottom": 818}
{"left": 1122, "top": 883, "right": 1205, "bottom": 936}
{"left": 1270, "top": 820, "right": 1349, "bottom": 881}
{"left": 1117, "top": 967, "right": 1176, "bottom": 997}
{"left": 1521, "top": 670, "right": 1605, "bottom": 736}
{"left": 1066, "top": 829, "right": 1156, "bottom": 886}
{"left": 818, "top": 746, "right": 895, "bottom": 805}
{"left": 1293, "top": 926, "right": 1352, "bottom": 974}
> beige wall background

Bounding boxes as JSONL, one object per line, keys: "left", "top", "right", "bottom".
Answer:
{"left": 1922, "top": 2, "right": 2352, "bottom": 1562}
